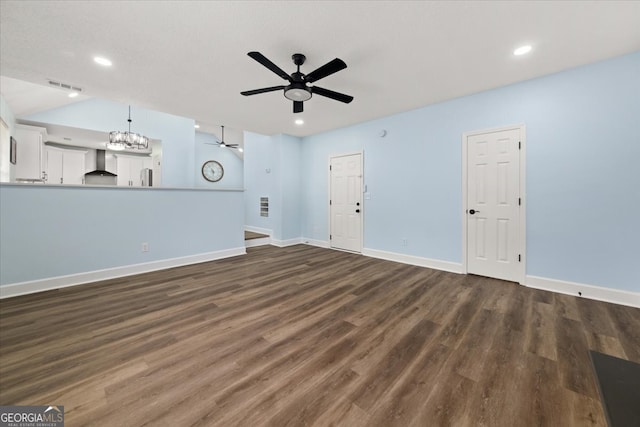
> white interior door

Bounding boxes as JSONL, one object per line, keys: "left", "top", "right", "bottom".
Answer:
{"left": 466, "top": 127, "right": 522, "bottom": 282}
{"left": 330, "top": 153, "right": 362, "bottom": 252}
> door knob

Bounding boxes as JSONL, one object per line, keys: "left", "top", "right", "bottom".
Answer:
{"left": 356, "top": 209, "right": 360, "bottom": 213}
{"left": 469, "top": 209, "right": 479, "bottom": 215}
{"left": 356, "top": 202, "right": 360, "bottom": 206}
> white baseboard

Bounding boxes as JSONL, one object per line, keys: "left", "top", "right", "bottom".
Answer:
{"left": 244, "top": 226, "right": 272, "bottom": 236}
{"left": 0, "top": 247, "right": 247, "bottom": 299}
{"left": 302, "top": 238, "right": 330, "bottom": 248}
{"left": 525, "top": 276, "right": 640, "bottom": 308}
{"left": 271, "top": 237, "right": 304, "bottom": 247}
{"left": 362, "top": 248, "right": 463, "bottom": 274}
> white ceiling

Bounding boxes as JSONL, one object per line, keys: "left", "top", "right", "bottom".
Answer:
{"left": 1, "top": 1, "right": 639, "bottom": 138}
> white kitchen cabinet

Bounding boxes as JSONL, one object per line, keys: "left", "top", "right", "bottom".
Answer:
{"left": 116, "top": 154, "right": 152, "bottom": 187}
{"left": 45, "top": 148, "right": 63, "bottom": 184}
{"left": 14, "top": 125, "right": 47, "bottom": 182}
{"left": 61, "top": 151, "right": 86, "bottom": 185}
{"left": 44, "top": 146, "right": 87, "bottom": 185}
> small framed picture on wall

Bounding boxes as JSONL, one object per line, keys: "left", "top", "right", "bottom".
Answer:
{"left": 10, "top": 136, "right": 17, "bottom": 164}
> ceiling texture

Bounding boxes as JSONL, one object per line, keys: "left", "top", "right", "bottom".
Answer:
{"left": 1, "top": 1, "right": 639, "bottom": 138}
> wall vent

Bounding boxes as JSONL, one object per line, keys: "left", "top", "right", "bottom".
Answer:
{"left": 48, "top": 80, "right": 83, "bottom": 92}
{"left": 260, "top": 197, "right": 269, "bottom": 217}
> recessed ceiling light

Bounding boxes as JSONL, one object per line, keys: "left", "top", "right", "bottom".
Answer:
{"left": 513, "top": 45, "right": 532, "bottom": 56}
{"left": 94, "top": 56, "right": 112, "bottom": 67}
{"left": 238, "top": 148, "right": 244, "bottom": 153}
{"left": 68, "top": 92, "right": 79, "bottom": 98}
{"left": 295, "top": 119, "right": 304, "bottom": 125}
{"left": 194, "top": 124, "right": 200, "bottom": 129}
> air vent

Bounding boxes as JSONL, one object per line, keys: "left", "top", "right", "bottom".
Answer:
{"left": 48, "top": 80, "right": 83, "bottom": 92}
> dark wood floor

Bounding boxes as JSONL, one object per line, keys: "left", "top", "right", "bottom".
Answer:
{"left": 245, "top": 231, "right": 269, "bottom": 240}
{"left": 1, "top": 245, "right": 638, "bottom": 426}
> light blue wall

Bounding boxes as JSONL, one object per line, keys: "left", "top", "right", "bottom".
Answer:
{"left": 244, "top": 132, "right": 303, "bottom": 241}
{"left": 275, "top": 134, "right": 302, "bottom": 240}
{"left": 244, "top": 131, "right": 274, "bottom": 231}
{"left": 194, "top": 131, "right": 243, "bottom": 189}
{"left": 0, "top": 185, "right": 244, "bottom": 285}
{"left": 300, "top": 51, "right": 640, "bottom": 292}
{"left": 24, "top": 99, "right": 195, "bottom": 187}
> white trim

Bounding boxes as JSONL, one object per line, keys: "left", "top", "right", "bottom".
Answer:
{"left": 362, "top": 248, "right": 463, "bottom": 274}
{"left": 244, "top": 225, "right": 272, "bottom": 236}
{"left": 245, "top": 237, "right": 271, "bottom": 248}
{"left": 0, "top": 247, "right": 246, "bottom": 299}
{"left": 303, "top": 238, "right": 331, "bottom": 248}
{"left": 526, "top": 275, "right": 640, "bottom": 309}
{"left": 461, "top": 124, "right": 526, "bottom": 284}
{"left": 329, "top": 150, "right": 364, "bottom": 253}
{"left": 271, "top": 237, "right": 304, "bottom": 247}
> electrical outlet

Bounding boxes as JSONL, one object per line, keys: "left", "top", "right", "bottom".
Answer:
{"left": 142, "top": 242, "right": 149, "bottom": 252}
{"left": 402, "top": 238, "right": 408, "bottom": 247}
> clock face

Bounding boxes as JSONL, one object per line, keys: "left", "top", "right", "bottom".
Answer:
{"left": 202, "top": 160, "right": 224, "bottom": 182}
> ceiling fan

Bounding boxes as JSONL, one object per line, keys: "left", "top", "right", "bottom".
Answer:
{"left": 241, "top": 51, "right": 354, "bottom": 113}
{"left": 204, "top": 125, "right": 241, "bottom": 151}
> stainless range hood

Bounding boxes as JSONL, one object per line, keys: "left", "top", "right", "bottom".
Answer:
{"left": 84, "top": 149, "right": 117, "bottom": 185}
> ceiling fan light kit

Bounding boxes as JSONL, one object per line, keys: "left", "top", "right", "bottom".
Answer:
{"left": 241, "top": 51, "right": 353, "bottom": 113}
{"left": 284, "top": 86, "right": 312, "bottom": 102}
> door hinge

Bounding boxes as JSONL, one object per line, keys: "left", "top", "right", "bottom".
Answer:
{"left": 329, "top": 200, "right": 332, "bottom": 205}
{"left": 329, "top": 165, "right": 332, "bottom": 171}
{"left": 518, "top": 254, "right": 521, "bottom": 262}
{"left": 330, "top": 235, "right": 332, "bottom": 240}
{"left": 518, "top": 197, "right": 521, "bottom": 206}
{"left": 518, "top": 141, "right": 521, "bottom": 150}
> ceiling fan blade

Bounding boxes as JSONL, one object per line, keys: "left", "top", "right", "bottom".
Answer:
{"left": 293, "top": 101, "right": 304, "bottom": 113}
{"left": 241, "top": 85, "right": 286, "bottom": 96}
{"left": 305, "top": 58, "right": 347, "bottom": 83}
{"left": 311, "top": 86, "right": 354, "bottom": 104}
{"left": 247, "top": 52, "right": 292, "bottom": 82}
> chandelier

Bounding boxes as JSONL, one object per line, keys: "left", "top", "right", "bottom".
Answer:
{"left": 108, "top": 105, "right": 149, "bottom": 150}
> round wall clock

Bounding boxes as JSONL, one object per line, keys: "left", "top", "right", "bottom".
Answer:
{"left": 202, "top": 160, "right": 224, "bottom": 182}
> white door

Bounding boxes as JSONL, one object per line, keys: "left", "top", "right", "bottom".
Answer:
{"left": 466, "top": 127, "right": 522, "bottom": 282}
{"left": 330, "top": 153, "right": 362, "bottom": 252}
